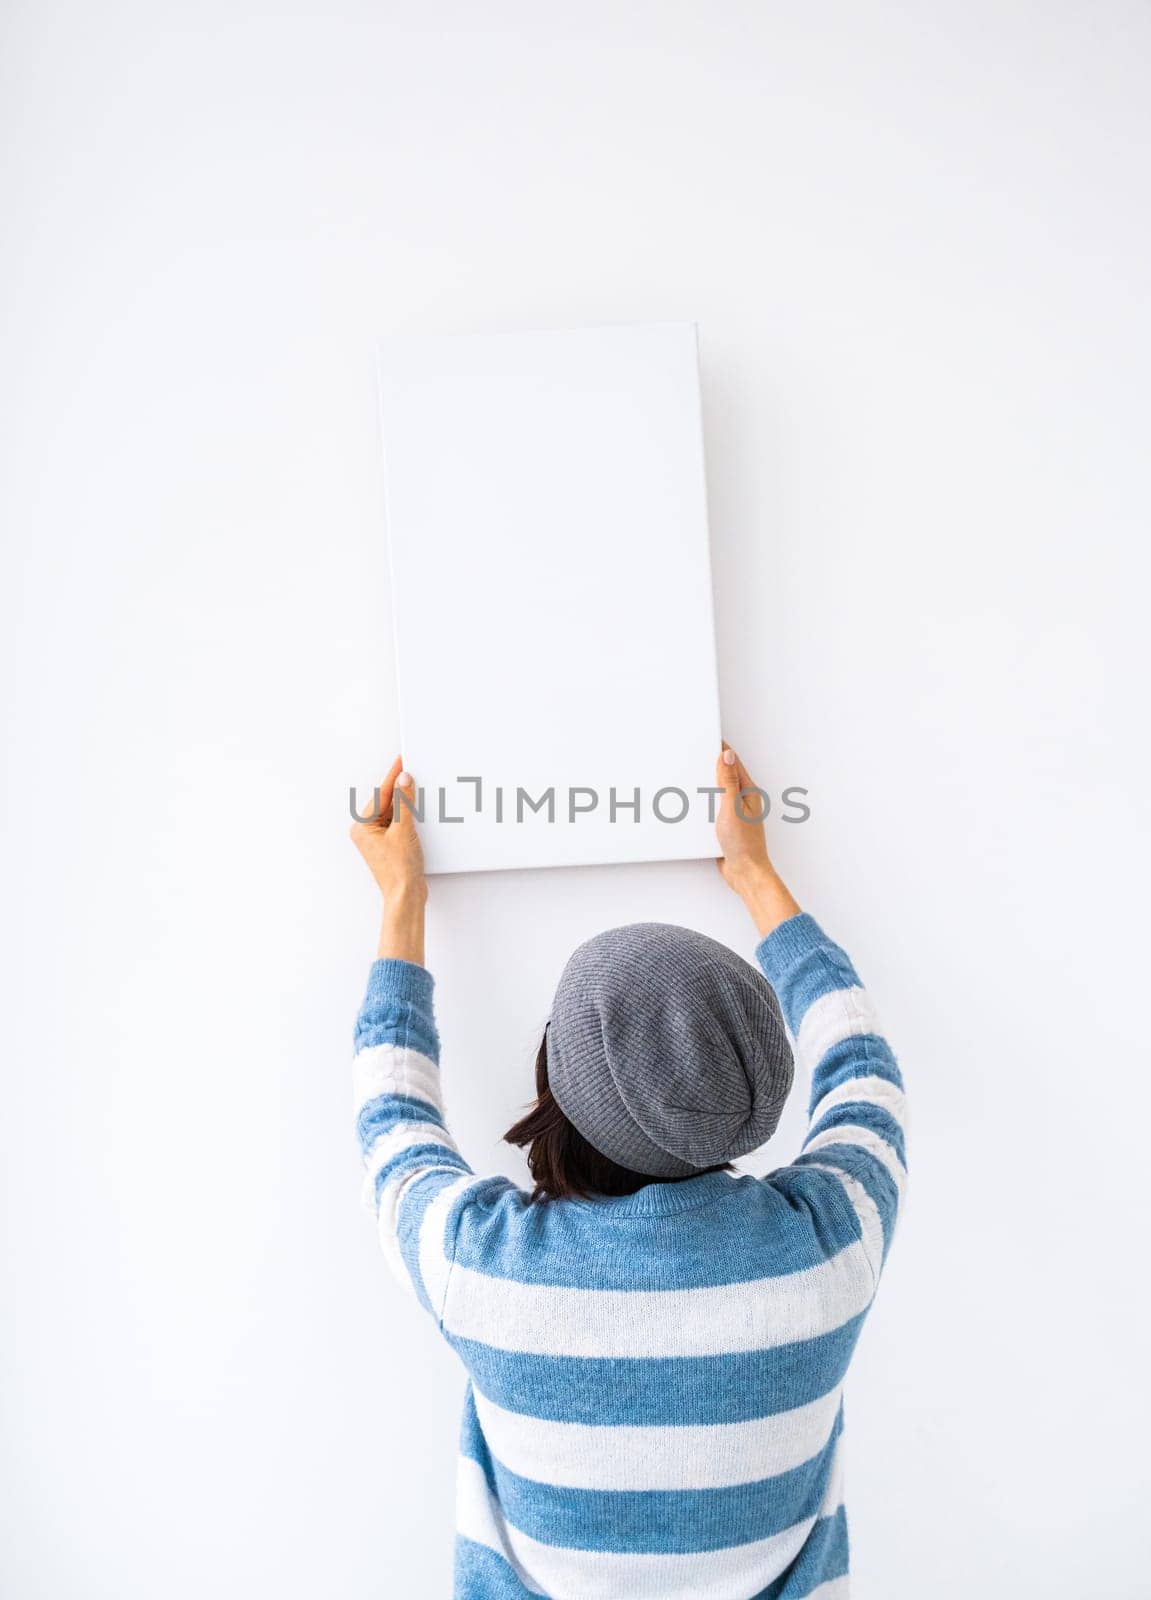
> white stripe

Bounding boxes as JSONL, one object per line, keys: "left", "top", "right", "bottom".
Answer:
{"left": 805, "top": 1580, "right": 850, "bottom": 1600}
{"left": 417, "top": 1173, "right": 480, "bottom": 1322}
{"left": 472, "top": 1384, "right": 843, "bottom": 1490}
{"left": 441, "top": 1241, "right": 873, "bottom": 1357}
{"left": 373, "top": 1170, "right": 422, "bottom": 1299}
{"left": 803, "top": 1122, "right": 906, "bottom": 1197}
{"left": 810, "top": 1072, "right": 906, "bottom": 1132}
{"left": 374, "top": 1158, "right": 469, "bottom": 1301}
{"left": 796, "top": 986, "right": 883, "bottom": 1073}
{"left": 375, "top": 1150, "right": 472, "bottom": 1298}
{"left": 801, "top": 1162, "right": 886, "bottom": 1282}
{"left": 361, "top": 1117, "right": 461, "bottom": 1191}
{"left": 353, "top": 1042, "right": 442, "bottom": 1116}
{"left": 456, "top": 1454, "right": 548, "bottom": 1594}
{"left": 456, "top": 1452, "right": 839, "bottom": 1600}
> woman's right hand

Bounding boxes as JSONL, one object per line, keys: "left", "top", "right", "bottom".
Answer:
{"left": 350, "top": 756, "right": 426, "bottom": 905}
{"left": 715, "top": 745, "right": 801, "bottom": 938}
{"left": 350, "top": 756, "right": 428, "bottom": 965}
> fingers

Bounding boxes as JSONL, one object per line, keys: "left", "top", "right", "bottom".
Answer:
{"left": 717, "top": 742, "right": 764, "bottom": 821}
{"left": 372, "top": 755, "right": 404, "bottom": 826}
{"left": 715, "top": 746, "right": 742, "bottom": 839}
{"left": 348, "top": 757, "right": 403, "bottom": 843}
{"left": 717, "top": 743, "right": 741, "bottom": 796}
{"left": 720, "top": 743, "right": 760, "bottom": 788}
{"left": 391, "top": 767, "right": 417, "bottom": 830}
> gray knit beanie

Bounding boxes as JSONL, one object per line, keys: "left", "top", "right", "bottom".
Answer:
{"left": 546, "top": 923, "right": 794, "bottom": 1179}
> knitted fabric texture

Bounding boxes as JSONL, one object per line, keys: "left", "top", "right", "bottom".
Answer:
{"left": 352, "top": 914, "right": 908, "bottom": 1599}
{"left": 545, "top": 922, "right": 795, "bottom": 1177}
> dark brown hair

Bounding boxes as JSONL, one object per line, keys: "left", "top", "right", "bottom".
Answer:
{"left": 503, "top": 1027, "right": 729, "bottom": 1202}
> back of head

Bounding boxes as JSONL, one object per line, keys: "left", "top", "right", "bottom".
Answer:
{"left": 506, "top": 923, "right": 794, "bottom": 1198}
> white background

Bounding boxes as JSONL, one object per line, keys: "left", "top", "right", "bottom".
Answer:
{"left": 2, "top": 4, "right": 1149, "bottom": 1596}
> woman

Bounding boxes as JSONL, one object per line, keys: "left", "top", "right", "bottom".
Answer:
{"left": 350, "top": 748, "right": 906, "bottom": 1600}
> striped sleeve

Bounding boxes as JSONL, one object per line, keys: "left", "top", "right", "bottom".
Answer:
{"left": 756, "top": 913, "right": 907, "bottom": 1284}
{"left": 352, "top": 958, "right": 478, "bottom": 1319}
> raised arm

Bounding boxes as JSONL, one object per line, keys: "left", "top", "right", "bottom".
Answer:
{"left": 757, "top": 915, "right": 906, "bottom": 1282}
{"left": 349, "top": 760, "right": 476, "bottom": 1318}
{"left": 715, "top": 747, "right": 907, "bottom": 1283}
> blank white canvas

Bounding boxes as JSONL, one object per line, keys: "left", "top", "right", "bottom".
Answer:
{"left": 376, "top": 322, "right": 723, "bottom": 874}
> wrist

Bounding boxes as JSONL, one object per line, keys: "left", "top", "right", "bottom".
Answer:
{"left": 727, "top": 859, "right": 776, "bottom": 897}
{"left": 384, "top": 879, "right": 427, "bottom": 910}
{"left": 734, "top": 864, "right": 800, "bottom": 938}
{"left": 378, "top": 887, "right": 426, "bottom": 964}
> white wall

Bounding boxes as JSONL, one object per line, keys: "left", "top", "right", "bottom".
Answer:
{"left": 2, "top": 4, "right": 1149, "bottom": 1596}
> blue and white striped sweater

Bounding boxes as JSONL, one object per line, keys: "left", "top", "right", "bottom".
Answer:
{"left": 353, "top": 913, "right": 906, "bottom": 1600}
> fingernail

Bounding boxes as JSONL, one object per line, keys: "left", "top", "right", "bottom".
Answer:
{"left": 723, "top": 749, "right": 736, "bottom": 766}
{"left": 398, "top": 771, "right": 413, "bottom": 788}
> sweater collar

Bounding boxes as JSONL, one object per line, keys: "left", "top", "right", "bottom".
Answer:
{"left": 564, "top": 1168, "right": 741, "bottom": 1218}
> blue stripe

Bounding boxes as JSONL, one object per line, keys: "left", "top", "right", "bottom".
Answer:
{"left": 449, "top": 1170, "right": 863, "bottom": 1290}
{"left": 354, "top": 1009, "right": 440, "bottom": 1061}
{"left": 455, "top": 1404, "right": 545, "bottom": 1593}
{"left": 474, "top": 1411, "right": 844, "bottom": 1554}
{"left": 806, "top": 1035, "right": 903, "bottom": 1110}
{"left": 374, "top": 1142, "right": 471, "bottom": 1203}
{"left": 353, "top": 962, "right": 440, "bottom": 1060}
{"left": 767, "top": 1166, "right": 867, "bottom": 1260}
{"left": 806, "top": 1100, "right": 906, "bottom": 1169}
{"left": 451, "top": 1315, "right": 865, "bottom": 1426}
{"left": 794, "top": 1144, "right": 900, "bottom": 1261}
{"left": 356, "top": 1092, "right": 444, "bottom": 1150}
{"left": 453, "top": 1537, "right": 538, "bottom": 1600}
{"left": 759, "top": 944, "right": 861, "bottom": 1036}
{"left": 778, "top": 958, "right": 857, "bottom": 1035}
{"left": 756, "top": 1505, "right": 849, "bottom": 1597}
